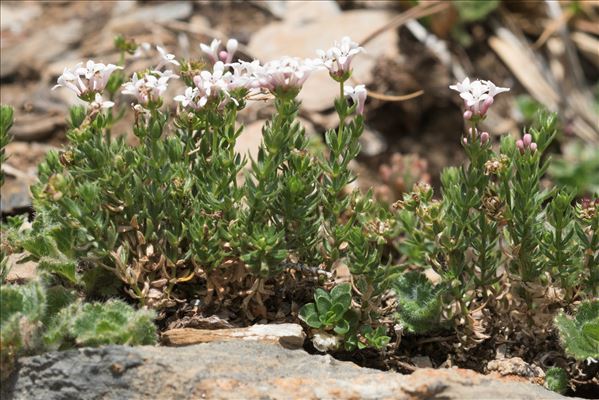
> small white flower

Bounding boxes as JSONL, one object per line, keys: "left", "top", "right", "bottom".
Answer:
{"left": 317, "top": 36, "right": 364, "bottom": 77}
{"left": 200, "top": 38, "right": 221, "bottom": 63}
{"left": 485, "top": 80, "right": 510, "bottom": 97}
{"left": 174, "top": 86, "right": 207, "bottom": 110}
{"left": 156, "top": 46, "right": 180, "bottom": 69}
{"left": 449, "top": 77, "right": 471, "bottom": 94}
{"left": 52, "top": 67, "right": 82, "bottom": 95}
{"left": 344, "top": 84, "right": 367, "bottom": 115}
{"left": 89, "top": 93, "right": 115, "bottom": 110}
{"left": 52, "top": 60, "right": 122, "bottom": 98}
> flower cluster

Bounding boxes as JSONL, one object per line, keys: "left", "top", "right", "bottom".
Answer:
{"left": 516, "top": 133, "right": 537, "bottom": 154}
{"left": 52, "top": 60, "right": 122, "bottom": 100}
{"left": 257, "top": 57, "right": 319, "bottom": 96}
{"left": 175, "top": 36, "right": 367, "bottom": 111}
{"left": 122, "top": 70, "right": 178, "bottom": 108}
{"left": 53, "top": 37, "right": 368, "bottom": 116}
{"left": 174, "top": 61, "right": 239, "bottom": 110}
{"left": 317, "top": 36, "right": 364, "bottom": 80}
{"left": 449, "top": 78, "right": 509, "bottom": 119}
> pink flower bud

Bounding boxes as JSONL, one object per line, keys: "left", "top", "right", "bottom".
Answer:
{"left": 523, "top": 134, "right": 532, "bottom": 147}
{"left": 462, "top": 137, "right": 468, "bottom": 145}
{"left": 480, "top": 131, "right": 489, "bottom": 144}
{"left": 463, "top": 110, "right": 473, "bottom": 120}
{"left": 480, "top": 96, "right": 494, "bottom": 115}
{"left": 219, "top": 50, "right": 228, "bottom": 62}
{"left": 516, "top": 139, "right": 524, "bottom": 154}
{"left": 530, "top": 142, "right": 537, "bottom": 152}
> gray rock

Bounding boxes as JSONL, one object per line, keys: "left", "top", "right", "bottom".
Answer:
{"left": 0, "top": 20, "right": 82, "bottom": 79}
{"left": 105, "top": 1, "right": 192, "bottom": 33}
{"left": 5, "top": 341, "right": 573, "bottom": 400}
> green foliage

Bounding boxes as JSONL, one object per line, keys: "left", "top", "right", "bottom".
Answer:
{"left": 0, "top": 281, "right": 46, "bottom": 380}
{"left": 452, "top": 0, "right": 499, "bottom": 23}
{"left": 299, "top": 282, "right": 392, "bottom": 351}
{"left": 0, "top": 280, "right": 156, "bottom": 381}
{"left": 515, "top": 95, "right": 544, "bottom": 126}
{"left": 555, "top": 299, "right": 599, "bottom": 361}
{"left": 299, "top": 284, "right": 358, "bottom": 336}
{"left": 44, "top": 299, "right": 156, "bottom": 349}
{"left": 393, "top": 110, "right": 596, "bottom": 352}
{"left": 0, "top": 104, "right": 13, "bottom": 188}
{"left": 545, "top": 367, "right": 569, "bottom": 394}
{"left": 548, "top": 141, "right": 599, "bottom": 196}
{"left": 0, "top": 105, "right": 14, "bottom": 284}
{"left": 7, "top": 37, "right": 595, "bottom": 371}
{"left": 26, "top": 54, "right": 378, "bottom": 328}
{"left": 393, "top": 271, "right": 442, "bottom": 334}
{"left": 356, "top": 325, "right": 390, "bottom": 350}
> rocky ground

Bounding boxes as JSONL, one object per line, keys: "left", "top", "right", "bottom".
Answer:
{"left": 4, "top": 339, "right": 577, "bottom": 400}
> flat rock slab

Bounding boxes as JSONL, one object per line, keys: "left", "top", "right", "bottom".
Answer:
{"left": 4, "top": 341, "right": 572, "bottom": 400}
{"left": 162, "top": 323, "right": 306, "bottom": 349}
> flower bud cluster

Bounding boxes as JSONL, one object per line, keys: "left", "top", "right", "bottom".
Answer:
{"left": 516, "top": 133, "right": 538, "bottom": 154}
{"left": 462, "top": 127, "right": 490, "bottom": 145}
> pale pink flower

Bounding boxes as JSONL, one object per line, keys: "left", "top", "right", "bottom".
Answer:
{"left": 122, "top": 70, "right": 178, "bottom": 106}
{"left": 258, "top": 57, "right": 318, "bottom": 93}
{"left": 449, "top": 78, "right": 510, "bottom": 118}
{"left": 89, "top": 93, "right": 114, "bottom": 110}
{"left": 156, "top": 46, "right": 180, "bottom": 69}
{"left": 52, "top": 60, "right": 122, "bottom": 98}
{"left": 344, "top": 84, "right": 367, "bottom": 115}
{"left": 174, "top": 86, "right": 207, "bottom": 110}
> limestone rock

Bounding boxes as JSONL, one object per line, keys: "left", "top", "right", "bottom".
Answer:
{"left": 487, "top": 357, "right": 545, "bottom": 379}
{"left": 162, "top": 323, "right": 306, "bottom": 349}
{"left": 5, "top": 342, "right": 575, "bottom": 400}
